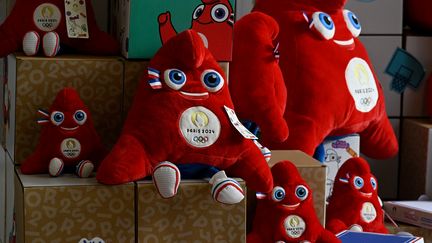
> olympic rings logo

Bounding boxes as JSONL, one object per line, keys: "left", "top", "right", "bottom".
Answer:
{"left": 360, "top": 97, "right": 372, "bottom": 105}
{"left": 193, "top": 136, "right": 209, "bottom": 143}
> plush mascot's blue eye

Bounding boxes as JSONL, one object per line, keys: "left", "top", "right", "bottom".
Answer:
{"left": 311, "top": 12, "right": 335, "bottom": 40}
{"left": 164, "top": 69, "right": 187, "bottom": 90}
{"left": 272, "top": 186, "right": 286, "bottom": 202}
{"left": 201, "top": 69, "right": 224, "bottom": 92}
{"left": 74, "top": 110, "right": 87, "bottom": 125}
{"left": 353, "top": 176, "right": 364, "bottom": 189}
{"left": 51, "top": 111, "right": 64, "bottom": 125}
{"left": 295, "top": 185, "right": 309, "bottom": 200}
{"left": 343, "top": 9, "right": 361, "bottom": 37}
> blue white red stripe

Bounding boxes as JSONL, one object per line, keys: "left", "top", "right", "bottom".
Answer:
{"left": 148, "top": 68, "right": 162, "bottom": 89}
{"left": 256, "top": 192, "right": 267, "bottom": 199}
{"left": 38, "top": 109, "right": 49, "bottom": 117}
{"left": 37, "top": 118, "right": 49, "bottom": 124}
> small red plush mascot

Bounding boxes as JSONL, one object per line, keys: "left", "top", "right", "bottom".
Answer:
{"left": 20, "top": 88, "right": 106, "bottom": 177}
{"left": 0, "top": 0, "right": 119, "bottom": 57}
{"left": 158, "top": 0, "right": 234, "bottom": 61}
{"left": 248, "top": 160, "right": 340, "bottom": 243}
{"left": 326, "top": 157, "right": 388, "bottom": 234}
{"left": 231, "top": 0, "right": 398, "bottom": 159}
{"left": 97, "top": 30, "right": 273, "bottom": 204}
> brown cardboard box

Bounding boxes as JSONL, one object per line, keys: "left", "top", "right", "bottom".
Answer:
{"left": 137, "top": 180, "right": 246, "bottom": 242}
{"left": 386, "top": 222, "right": 432, "bottom": 242}
{"left": 5, "top": 54, "right": 124, "bottom": 164}
{"left": 384, "top": 201, "right": 432, "bottom": 230}
{"left": 399, "top": 119, "right": 432, "bottom": 200}
{"left": 123, "top": 60, "right": 229, "bottom": 116}
{"left": 247, "top": 150, "right": 327, "bottom": 230}
{"left": 15, "top": 168, "right": 135, "bottom": 243}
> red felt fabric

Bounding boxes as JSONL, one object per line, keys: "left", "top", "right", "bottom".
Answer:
{"left": 231, "top": 0, "right": 398, "bottom": 159}
{"left": 229, "top": 12, "right": 288, "bottom": 143}
{"left": 0, "top": 0, "right": 119, "bottom": 57}
{"left": 326, "top": 157, "right": 388, "bottom": 234}
{"left": 248, "top": 160, "right": 340, "bottom": 242}
{"left": 20, "top": 88, "right": 106, "bottom": 174}
{"left": 405, "top": 0, "right": 432, "bottom": 33}
{"left": 96, "top": 30, "right": 273, "bottom": 193}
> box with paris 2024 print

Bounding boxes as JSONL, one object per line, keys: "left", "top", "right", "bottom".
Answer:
{"left": 111, "top": 0, "right": 235, "bottom": 60}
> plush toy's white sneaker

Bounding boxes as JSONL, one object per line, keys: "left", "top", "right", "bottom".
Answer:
{"left": 22, "top": 31, "right": 40, "bottom": 56}
{"left": 42, "top": 32, "right": 60, "bottom": 57}
{"left": 76, "top": 160, "right": 95, "bottom": 178}
{"left": 348, "top": 224, "right": 363, "bottom": 232}
{"left": 152, "top": 161, "right": 180, "bottom": 199}
{"left": 210, "top": 170, "right": 244, "bottom": 204}
{"left": 49, "top": 157, "right": 64, "bottom": 177}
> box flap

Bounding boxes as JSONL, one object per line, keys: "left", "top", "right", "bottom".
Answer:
{"left": 385, "top": 201, "right": 432, "bottom": 213}
{"left": 16, "top": 167, "right": 133, "bottom": 187}
{"left": 269, "top": 150, "right": 325, "bottom": 168}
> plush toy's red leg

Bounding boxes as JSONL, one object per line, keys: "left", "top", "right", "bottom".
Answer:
{"left": 246, "top": 232, "right": 266, "bottom": 243}
{"left": 20, "top": 150, "right": 49, "bottom": 174}
{"left": 96, "top": 134, "right": 151, "bottom": 184}
{"left": 226, "top": 144, "right": 273, "bottom": 193}
{"left": 318, "top": 229, "right": 342, "bottom": 243}
{"left": 326, "top": 219, "right": 348, "bottom": 234}
{"left": 359, "top": 116, "right": 398, "bottom": 159}
{"left": 230, "top": 12, "right": 288, "bottom": 144}
{"left": 158, "top": 12, "right": 177, "bottom": 44}
{"left": 280, "top": 113, "right": 329, "bottom": 155}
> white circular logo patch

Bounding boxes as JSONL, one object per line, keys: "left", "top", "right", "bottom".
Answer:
{"left": 360, "top": 202, "right": 377, "bottom": 223}
{"left": 33, "top": 3, "right": 61, "bottom": 32}
{"left": 60, "top": 138, "right": 81, "bottom": 159}
{"left": 179, "top": 106, "right": 221, "bottom": 148}
{"left": 284, "top": 215, "right": 306, "bottom": 239}
{"left": 345, "top": 58, "right": 379, "bottom": 113}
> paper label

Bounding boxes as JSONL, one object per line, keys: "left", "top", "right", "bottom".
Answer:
{"left": 60, "top": 138, "right": 81, "bottom": 159}
{"left": 345, "top": 58, "right": 378, "bottom": 113}
{"left": 224, "top": 106, "right": 258, "bottom": 140}
{"left": 179, "top": 106, "right": 221, "bottom": 148}
{"left": 64, "top": 0, "right": 89, "bottom": 38}
{"left": 284, "top": 215, "right": 306, "bottom": 239}
{"left": 360, "top": 202, "right": 377, "bottom": 223}
{"left": 33, "top": 3, "right": 61, "bottom": 32}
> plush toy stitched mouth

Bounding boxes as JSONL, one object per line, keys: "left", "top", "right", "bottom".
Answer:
{"left": 359, "top": 191, "right": 372, "bottom": 198}
{"left": 281, "top": 202, "right": 300, "bottom": 210}
{"left": 179, "top": 91, "right": 209, "bottom": 100}
{"left": 333, "top": 38, "right": 355, "bottom": 50}
{"left": 60, "top": 126, "right": 79, "bottom": 131}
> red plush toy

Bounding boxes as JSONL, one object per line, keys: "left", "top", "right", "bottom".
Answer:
{"left": 231, "top": 0, "right": 398, "bottom": 159}
{"left": 229, "top": 11, "right": 288, "bottom": 143}
{"left": 326, "top": 157, "right": 388, "bottom": 234}
{"left": 0, "top": 0, "right": 119, "bottom": 57}
{"left": 248, "top": 160, "right": 340, "bottom": 243}
{"left": 97, "top": 30, "right": 273, "bottom": 204}
{"left": 158, "top": 0, "right": 234, "bottom": 61}
{"left": 405, "top": 0, "right": 432, "bottom": 33}
{"left": 20, "top": 88, "right": 106, "bottom": 177}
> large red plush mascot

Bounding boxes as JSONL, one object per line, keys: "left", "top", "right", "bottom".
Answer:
{"left": 20, "top": 88, "right": 106, "bottom": 177}
{"left": 326, "top": 157, "right": 388, "bottom": 234}
{"left": 231, "top": 0, "right": 398, "bottom": 159}
{"left": 0, "top": 0, "right": 119, "bottom": 57}
{"left": 158, "top": 0, "right": 234, "bottom": 61}
{"left": 248, "top": 160, "right": 340, "bottom": 243}
{"left": 97, "top": 30, "right": 273, "bottom": 204}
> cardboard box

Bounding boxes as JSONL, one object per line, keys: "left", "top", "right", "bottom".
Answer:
{"left": 137, "top": 180, "right": 246, "bottom": 242}
{"left": 259, "top": 150, "right": 327, "bottom": 225}
{"left": 402, "top": 36, "right": 432, "bottom": 117}
{"left": 113, "top": 0, "right": 235, "bottom": 60}
{"left": 400, "top": 119, "right": 432, "bottom": 200}
{"left": 5, "top": 54, "right": 124, "bottom": 164}
{"left": 384, "top": 201, "right": 432, "bottom": 231}
{"left": 386, "top": 222, "right": 432, "bottom": 242}
{"left": 316, "top": 134, "right": 360, "bottom": 200}
{"left": 359, "top": 36, "right": 402, "bottom": 116}
{"left": 15, "top": 168, "right": 135, "bottom": 243}
{"left": 345, "top": 0, "right": 403, "bottom": 34}
{"left": 337, "top": 230, "right": 424, "bottom": 243}
{"left": 123, "top": 60, "right": 229, "bottom": 116}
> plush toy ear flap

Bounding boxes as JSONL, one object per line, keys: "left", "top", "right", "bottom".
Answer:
{"left": 256, "top": 192, "right": 268, "bottom": 199}
{"left": 147, "top": 67, "right": 162, "bottom": 89}
{"left": 37, "top": 108, "right": 50, "bottom": 124}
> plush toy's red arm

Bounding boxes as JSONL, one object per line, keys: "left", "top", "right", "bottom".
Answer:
{"left": 230, "top": 12, "right": 288, "bottom": 143}
{"left": 226, "top": 143, "right": 273, "bottom": 193}
{"left": 317, "top": 229, "right": 341, "bottom": 243}
{"left": 158, "top": 12, "right": 177, "bottom": 44}
{"left": 359, "top": 114, "right": 398, "bottom": 159}
{"left": 96, "top": 134, "right": 151, "bottom": 184}
{"left": 326, "top": 219, "right": 348, "bottom": 235}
